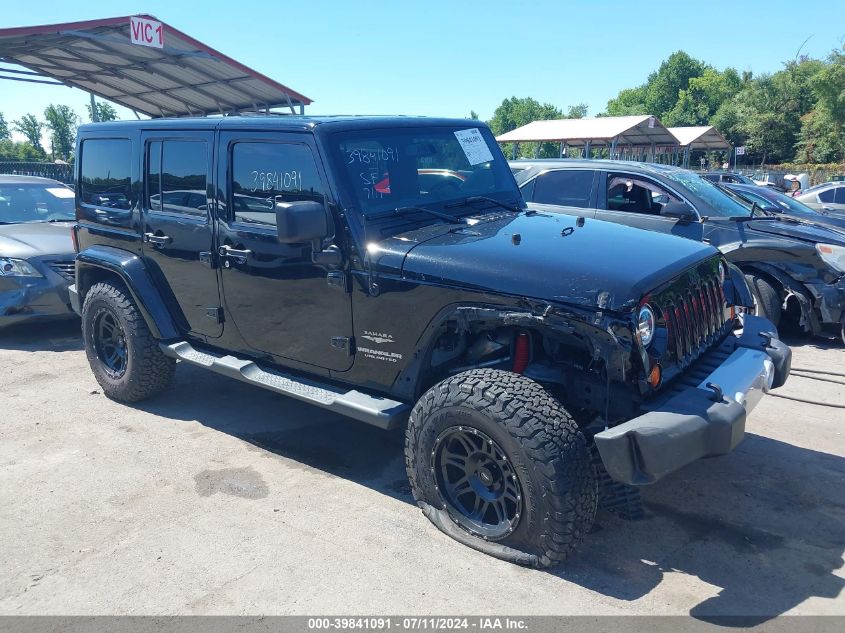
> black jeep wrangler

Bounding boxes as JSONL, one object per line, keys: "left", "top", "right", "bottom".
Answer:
{"left": 70, "top": 116, "right": 790, "bottom": 567}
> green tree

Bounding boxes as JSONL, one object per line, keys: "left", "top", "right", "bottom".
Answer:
{"left": 0, "top": 139, "right": 45, "bottom": 161}
{"left": 664, "top": 68, "right": 742, "bottom": 126}
{"left": 86, "top": 100, "right": 118, "bottom": 122}
{"left": 797, "top": 46, "right": 845, "bottom": 162}
{"left": 13, "top": 114, "right": 45, "bottom": 156}
{"left": 642, "top": 51, "right": 708, "bottom": 117}
{"left": 605, "top": 51, "right": 708, "bottom": 119}
{"left": 44, "top": 104, "right": 80, "bottom": 161}
{"left": 605, "top": 86, "right": 648, "bottom": 116}
{"left": 0, "top": 112, "right": 10, "bottom": 142}
{"left": 566, "top": 103, "right": 588, "bottom": 119}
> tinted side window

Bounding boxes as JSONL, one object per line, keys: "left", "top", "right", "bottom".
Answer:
{"left": 532, "top": 170, "right": 594, "bottom": 207}
{"left": 147, "top": 140, "right": 208, "bottom": 216}
{"left": 818, "top": 188, "right": 835, "bottom": 203}
{"left": 80, "top": 138, "right": 131, "bottom": 210}
{"left": 834, "top": 187, "right": 845, "bottom": 204}
{"left": 231, "top": 142, "right": 325, "bottom": 226}
{"left": 605, "top": 174, "right": 681, "bottom": 214}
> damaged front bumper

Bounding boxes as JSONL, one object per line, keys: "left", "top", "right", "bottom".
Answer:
{"left": 0, "top": 266, "right": 76, "bottom": 328}
{"left": 594, "top": 315, "right": 791, "bottom": 485}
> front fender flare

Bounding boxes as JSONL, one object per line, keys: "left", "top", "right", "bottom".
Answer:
{"left": 75, "top": 245, "right": 180, "bottom": 340}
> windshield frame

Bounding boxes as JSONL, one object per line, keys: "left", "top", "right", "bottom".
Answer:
{"left": 323, "top": 124, "right": 521, "bottom": 222}
{"left": 661, "top": 169, "right": 756, "bottom": 218}
{"left": 0, "top": 181, "right": 76, "bottom": 225}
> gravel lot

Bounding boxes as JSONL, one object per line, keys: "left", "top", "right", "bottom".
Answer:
{"left": 1, "top": 320, "right": 843, "bottom": 618}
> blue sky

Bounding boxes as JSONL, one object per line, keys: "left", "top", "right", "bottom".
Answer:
{"left": 2, "top": 0, "right": 844, "bottom": 143}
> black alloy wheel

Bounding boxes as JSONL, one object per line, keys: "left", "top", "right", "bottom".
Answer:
{"left": 433, "top": 425, "right": 523, "bottom": 540}
{"left": 93, "top": 307, "right": 128, "bottom": 378}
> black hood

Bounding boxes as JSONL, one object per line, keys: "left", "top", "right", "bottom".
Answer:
{"left": 370, "top": 212, "right": 717, "bottom": 313}
{"left": 745, "top": 218, "right": 845, "bottom": 248}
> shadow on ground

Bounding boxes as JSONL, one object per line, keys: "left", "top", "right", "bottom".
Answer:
{"left": 0, "top": 319, "right": 81, "bottom": 352}
{"left": 2, "top": 321, "right": 843, "bottom": 620}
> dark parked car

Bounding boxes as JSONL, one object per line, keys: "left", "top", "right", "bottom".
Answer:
{"left": 0, "top": 175, "right": 78, "bottom": 328}
{"left": 701, "top": 172, "right": 757, "bottom": 186}
{"left": 795, "top": 182, "right": 845, "bottom": 214}
{"left": 71, "top": 117, "right": 787, "bottom": 567}
{"left": 512, "top": 159, "right": 845, "bottom": 343}
{"left": 724, "top": 183, "right": 845, "bottom": 233}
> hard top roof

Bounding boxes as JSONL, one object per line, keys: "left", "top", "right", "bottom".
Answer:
{"left": 78, "top": 115, "right": 489, "bottom": 134}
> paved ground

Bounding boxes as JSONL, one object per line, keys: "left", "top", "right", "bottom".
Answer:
{"left": 0, "top": 320, "right": 843, "bottom": 619}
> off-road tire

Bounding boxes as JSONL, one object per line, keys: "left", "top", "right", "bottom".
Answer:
{"left": 405, "top": 368, "right": 597, "bottom": 568}
{"left": 745, "top": 273, "right": 781, "bottom": 327}
{"left": 82, "top": 280, "right": 175, "bottom": 402}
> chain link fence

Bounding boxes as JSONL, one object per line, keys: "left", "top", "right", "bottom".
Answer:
{"left": 0, "top": 161, "right": 73, "bottom": 184}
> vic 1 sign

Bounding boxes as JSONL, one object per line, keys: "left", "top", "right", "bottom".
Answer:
{"left": 130, "top": 16, "right": 164, "bottom": 49}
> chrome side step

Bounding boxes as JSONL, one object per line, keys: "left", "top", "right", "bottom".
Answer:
{"left": 160, "top": 341, "right": 409, "bottom": 430}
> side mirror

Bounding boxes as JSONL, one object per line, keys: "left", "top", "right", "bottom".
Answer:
{"left": 660, "top": 201, "right": 695, "bottom": 222}
{"left": 275, "top": 200, "right": 329, "bottom": 244}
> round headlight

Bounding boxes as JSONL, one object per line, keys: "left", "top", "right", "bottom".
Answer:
{"left": 718, "top": 261, "right": 727, "bottom": 285}
{"left": 638, "top": 304, "right": 656, "bottom": 347}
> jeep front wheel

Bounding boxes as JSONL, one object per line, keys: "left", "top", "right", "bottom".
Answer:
{"left": 405, "top": 368, "right": 597, "bottom": 567}
{"left": 82, "top": 280, "right": 175, "bottom": 402}
{"left": 744, "top": 273, "right": 781, "bottom": 327}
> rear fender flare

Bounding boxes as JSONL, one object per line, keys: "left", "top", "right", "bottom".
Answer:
{"left": 75, "top": 245, "right": 180, "bottom": 340}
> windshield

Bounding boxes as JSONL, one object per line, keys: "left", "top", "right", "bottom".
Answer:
{"left": 328, "top": 126, "right": 518, "bottom": 217}
{"left": 0, "top": 182, "right": 75, "bottom": 224}
{"left": 662, "top": 170, "right": 754, "bottom": 217}
{"left": 737, "top": 187, "right": 821, "bottom": 219}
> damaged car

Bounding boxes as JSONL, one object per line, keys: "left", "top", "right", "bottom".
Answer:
{"left": 71, "top": 117, "right": 789, "bottom": 567}
{"left": 512, "top": 159, "right": 845, "bottom": 343}
{"left": 0, "top": 175, "right": 78, "bottom": 328}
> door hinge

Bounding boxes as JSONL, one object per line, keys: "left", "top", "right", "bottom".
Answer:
{"left": 331, "top": 336, "right": 354, "bottom": 355}
{"left": 326, "top": 271, "right": 349, "bottom": 292}
{"left": 206, "top": 307, "right": 225, "bottom": 323}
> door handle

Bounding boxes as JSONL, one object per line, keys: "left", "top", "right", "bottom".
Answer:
{"left": 218, "top": 245, "right": 251, "bottom": 265}
{"left": 143, "top": 232, "right": 172, "bottom": 246}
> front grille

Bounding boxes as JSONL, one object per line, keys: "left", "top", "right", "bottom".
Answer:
{"left": 47, "top": 261, "right": 75, "bottom": 281}
{"left": 661, "top": 272, "right": 727, "bottom": 367}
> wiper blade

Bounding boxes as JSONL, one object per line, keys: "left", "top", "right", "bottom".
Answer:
{"left": 730, "top": 215, "right": 784, "bottom": 222}
{"left": 445, "top": 196, "right": 521, "bottom": 213}
{"left": 392, "top": 206, "right": 465, "bottom": 224}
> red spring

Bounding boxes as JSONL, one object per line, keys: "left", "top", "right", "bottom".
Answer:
{"left": 512, "top": 332, "right": 530, "bottom": 374}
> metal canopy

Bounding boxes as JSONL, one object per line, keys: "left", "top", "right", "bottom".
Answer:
{"left": 0, "top": 15, "right": 312, "bottom": 117}
{"left": 495, "top": 115, "right": 678, "bottom": 146}
{"left": 667, "top": 126, "right": 731, "bottom": 150}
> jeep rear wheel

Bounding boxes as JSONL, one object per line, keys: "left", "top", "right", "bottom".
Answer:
{"left": 405, "top": 369, "right": 597, "bottom": 568}
{"left": 82, "top": 281, "right": 175, "bottom": 402}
